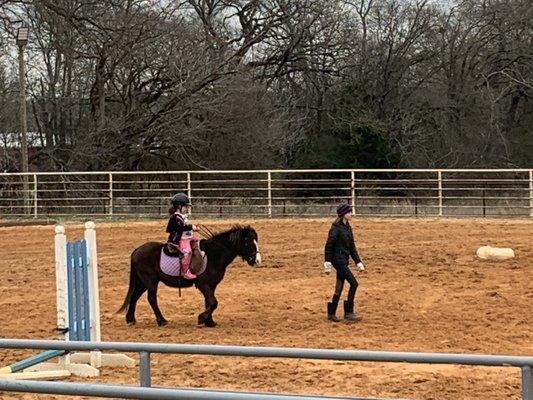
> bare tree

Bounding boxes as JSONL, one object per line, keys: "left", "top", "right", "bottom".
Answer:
{"left": 0, "top": 0, "right": 530, "bottom": 171}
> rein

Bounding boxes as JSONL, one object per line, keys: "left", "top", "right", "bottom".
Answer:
{"left": 197, "top": 224, "right": 215, "bottom": 239}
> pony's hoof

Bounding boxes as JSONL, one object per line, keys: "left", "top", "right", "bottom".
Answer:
{"left": 126, "top": 320, "right": 136, "bottom": 326}
{"left": 204, "top": 320, "right": 217, "bottom": 328}
{"left": 157, "top": 319, "right": 169, "bottom": 327}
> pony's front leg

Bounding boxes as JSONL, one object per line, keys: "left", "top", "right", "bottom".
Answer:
{"left": 197, "top": 284, "right": 218, "bottom": 327}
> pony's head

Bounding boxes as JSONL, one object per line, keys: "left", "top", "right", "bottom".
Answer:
{"left": 228, "top": 225, "right": 262, "bottom": 266}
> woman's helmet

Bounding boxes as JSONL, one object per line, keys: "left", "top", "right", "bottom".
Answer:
{"left": 170, "top": 192, "right": 191, "bottom": 207}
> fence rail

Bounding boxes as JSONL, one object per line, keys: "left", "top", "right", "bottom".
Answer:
{"left": 0, "top": 169, "right": 531, "bottom": 218}
{"left": 0, "top": 339, "right": 531, "bottom": 399}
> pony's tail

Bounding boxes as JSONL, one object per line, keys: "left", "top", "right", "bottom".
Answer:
{"left": 116, "top": 261, "right": 136, "bottom": 314}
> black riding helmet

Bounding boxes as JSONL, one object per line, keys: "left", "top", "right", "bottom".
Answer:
{"left": 170, "top": 192, "right": 191, "bottom": 207}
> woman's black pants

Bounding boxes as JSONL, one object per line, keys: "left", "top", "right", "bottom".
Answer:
{"left": 330, "top": 263, "right": 358, "bottom": 313}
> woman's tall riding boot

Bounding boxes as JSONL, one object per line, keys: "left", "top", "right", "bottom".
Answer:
{"left": 344, "top": 300, "right": 362, "bottom": 322}
{"left": 327, "top": 295, "right": 341, "bottom": 322}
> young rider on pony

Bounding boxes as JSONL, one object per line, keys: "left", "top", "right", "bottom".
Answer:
{"left": 167, "top": 192, "right": 197, "bottom": 279}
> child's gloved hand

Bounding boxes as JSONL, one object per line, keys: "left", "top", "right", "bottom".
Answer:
{"left": 192, "top": 225, "right": 199, "bottom": 231}
{"left": 356, "top": 262, "right": 365, "bottom": 272}
{"left": 323, "top": 261, "right": 333, "bottom": 274}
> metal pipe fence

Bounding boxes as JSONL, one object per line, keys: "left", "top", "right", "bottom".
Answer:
{"left": 0, "top": 169, "right": 531, "bottom": 218}
{"left": 0, "top": 380, "right": 388, "bottom": 400}
{"left": 0, "top": 339, "right": 531, "bottom": 399}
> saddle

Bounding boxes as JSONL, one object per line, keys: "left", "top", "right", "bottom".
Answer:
{"left": 163, "top": 242, "right": 183, "bottom": 258}
{"left": 162, "top": 239, "right": 205, "bottom": 275}
{"left": 160, "top": 239, "right": 207, "bottom": 286}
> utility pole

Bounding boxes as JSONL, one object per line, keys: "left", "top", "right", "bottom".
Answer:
{"left": 17, "top": 25, "right": 30, "bottom": 213}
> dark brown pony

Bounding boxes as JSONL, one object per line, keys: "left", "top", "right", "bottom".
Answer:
{"left": 117, "top": 225, "right": 261, "bottom": 327}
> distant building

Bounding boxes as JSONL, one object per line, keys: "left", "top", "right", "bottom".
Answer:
{"left": 0, "top": 131, "right": 42, "bottom": 172}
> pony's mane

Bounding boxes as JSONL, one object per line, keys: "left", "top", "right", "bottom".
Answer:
{"left": 208, "top": 225, "right": 253, "bottom": 244}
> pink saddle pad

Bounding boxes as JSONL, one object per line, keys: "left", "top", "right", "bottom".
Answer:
{"left": 160, "top": 249, "right": 208, "bottom": 278}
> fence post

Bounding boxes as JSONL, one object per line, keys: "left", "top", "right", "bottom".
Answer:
{"left": 108, "top": 173, "right": 113, "bottom": 215}
{"left": 351, "top": 171, "right": 355, "bottom": 215}
{"left": 187, "top": 172, "right": 192, "bottom": 216}
{"left": 139, "top": 352, "right": 151, "bottom": 387}
{"left": 438, "top": 171, "right": 443, "bottom": 217}
{"left": 529, "top": 169, "right": 533, "bottom": 217}
{"left": 482, "top": 186, "right": 486, "bottom": 217}
{"left": 33, "top": 174, "right": 38, "bottom": 218}
{"left": 23, "top": 176, "right": 30, "bottom": 215}
{"left": 267, "top": 172, "right": 272, "bottom": 218}
{"left": 523, "top": 366, "right": 532, "bottom": 400}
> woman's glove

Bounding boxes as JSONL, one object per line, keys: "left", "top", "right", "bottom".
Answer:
{"left": 356, "top": 262, "right": 365, "bottom": 272}
{"left": 323, "top": 261, "right": 333, "bottom": 274}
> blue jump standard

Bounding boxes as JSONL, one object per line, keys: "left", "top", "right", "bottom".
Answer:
{"left": 66, "top": 239, "right": 92, "bottom": 342}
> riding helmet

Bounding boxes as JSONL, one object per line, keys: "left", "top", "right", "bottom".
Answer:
{"left": 170, "top": 192, "right": 191, "bottom": 206}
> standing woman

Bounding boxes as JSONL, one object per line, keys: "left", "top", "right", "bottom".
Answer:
{"left": 324, "top": 203, "right": 366, "bottom": 322}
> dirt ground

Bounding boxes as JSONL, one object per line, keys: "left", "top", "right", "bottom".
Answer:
{"left": 0, "top": 218, "right": 531, "bottom": 400}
